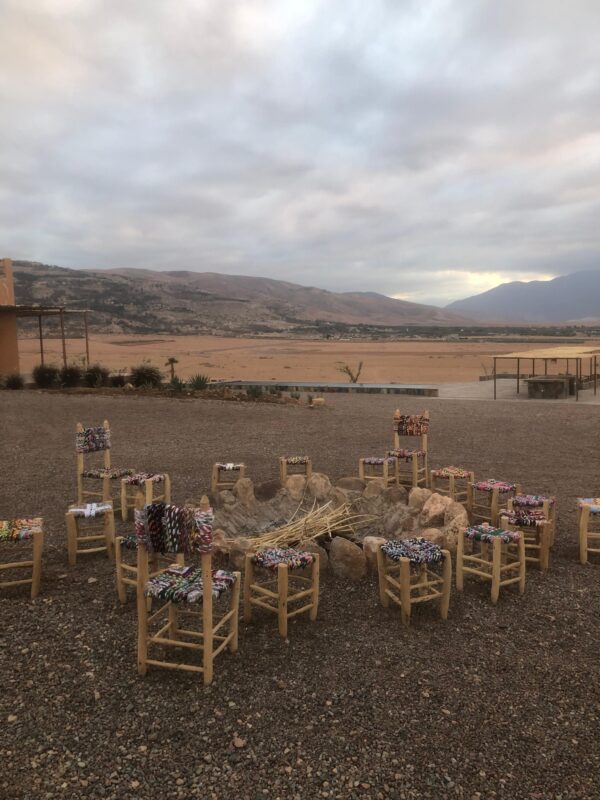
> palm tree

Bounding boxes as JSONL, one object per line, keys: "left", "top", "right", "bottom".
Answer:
{"left": 165, "top": 357, "right": 179, "bottom": 381}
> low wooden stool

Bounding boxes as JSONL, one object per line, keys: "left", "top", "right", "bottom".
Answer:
{"left": 376, "top": 538, "right": 451, "bottom": 625}
{"left": 65, "top": 502, "right": 115, "bottom": 566}
{"left": 359, "top": 457, "right": 398, "bottom": 486}
{"left": 243, "top": 547, "right": 320, "bottom": 638}
{"left": 577, "top": 498, "right": 600, "bottom": 564}
{"left": 387, "top": 448, "right": 428, "bottom": 488}
{"left": 467, "top": 479, "right": 522, "bottom": 526}
{"left": 279, "top": 456, "right": 312, "bottom": 484}
{"left": 499, "top": 507, "right": 552, "bottom": 572}
{"left": 430, "top": 466, "right": 474, "bottom": 503}
{"left": 120, "top": 472, "right": 172, "bottom": 521}
{"left": 508, "top": 495, "right": 556, "bottom": 546}
{"left": 456, "top": 523, "right": 526, "bottom": 604}
{"left": 0, "top": 517, "right": 44, "bottom": 599}
{"left": 211, "top": 462, "right": 245, "bottom": 493}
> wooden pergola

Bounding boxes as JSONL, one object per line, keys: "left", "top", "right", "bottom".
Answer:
{"left": 13, "top": 304, "right": 91, "bottom": 368}
{"left": 492, "top": 346, "right": 600, "bottom": 401}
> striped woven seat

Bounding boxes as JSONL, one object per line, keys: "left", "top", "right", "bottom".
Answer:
{"left": 144, "top": 565, "right": 237, "bottom": 604}
{"left": 387, "top": 448, "right": 425, "bottom": 460}
{"left": 501, "top": 509, "right": 548, "bottom": 528}
{"left": 381, "top": 538, "right": 443, "bottom": 564}
{"left": 252, "top": 548, "right": 314, "bottom": 571}
{"left": 578, "top": 497, "right": 600, "bottom": 514}
{"left": 431, "top": 466, "right": 471, "bottom": 479}
{"left": 465, "top": 523, "right": 521, "bottom": 544}
{"left": 363, "top": 456, "right": 396, "bottom": 466}
{"left": 0, "top": 517, "right": 43, "bottom": 542}
{"left": 82, "top": 467, "right": 134, "bottom": 480}
{"left": 472, "top": 479, "right": 516, "bottom": 494}
{"left": 513, "top": 494, "right": 554, "bottom": 508}
{"left": 123, "top": 472, "right": 166, "bottom": 486}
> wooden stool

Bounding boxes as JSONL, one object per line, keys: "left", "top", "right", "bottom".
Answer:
{"left": 389, "top": 409, "right": 429, "bottom": 488}
{"left": 499, "top": 508, "right": 552, "bottom": 572}
{"left": 0, "top": 517, "right": 44, "bottom": 599}
{"left": 577, "top": 498, "right": 600, "bottom": 564}
{"left": 243, "top": 548, "right": 320, "bottom": 638}
{"left": 508, "top": 495, "right": 556, "bottom": 546}
{"left": 456, "top": 523, "right": 526, "bottom": 604}
{"left": 120, "top": 472, "right": 172, "bottom": 521}
{"left": 376, "top": 538, "right": 451, "bottom": 625}
{"left": 359, "top": 457, "right": 398, "bottom": 486}
{"left": 211, "top": 462, "right": 245, "bottom": 493}
{"left": 76, "top": 420, "right": 135, "bottom": 509}
{"left": 430, "top": 466, "right": 474, "bottom": 503}
{"left": 65, "top": 502, "right": 115, "bottom": 566}
{"left": 279, "top": 456, "right": 312, "bottom": 484}
{"left": 467, "top": 479, "right": 522, "bottom": 526}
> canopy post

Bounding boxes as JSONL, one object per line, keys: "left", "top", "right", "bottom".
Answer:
{"left": 517, "top": 358, "right": 520, "bottom": 394}
{"left": 59, "top": 309, "right": 67, "bottom": 368}
{"left": 532, "top": 358, "right": 535, "bottom": 377}
{"left": 576, "top": 359, "right": 579, "bottom": 402}
{"left": 493, "top": 357, "right": 497, "bottom": 400}
{"left": 83, "top": 311, "right": 90, "bottom": 366}
{"left": 38, "top": 314, "right": 44, "bottom": 365}
{"left": 595, "top": 356, "right": 597, "bottom": 396}
{"left": 544, "top": 359, "right": 547, "bottom": 376}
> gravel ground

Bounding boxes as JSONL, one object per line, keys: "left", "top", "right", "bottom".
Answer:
{"left": 1, "top": 390, "right": 599, "bottom": 800}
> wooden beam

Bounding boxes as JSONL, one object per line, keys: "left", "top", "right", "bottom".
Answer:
{"left": 576, "top": 359, "right": 579, "bottom": 402}
{"left": 38, "top": 314, "right": 44, "bottom": 365}
{"left": 517, "top": 358, "right": 520, "bottom": 394}
{"left": 594, "top": 355, "right": 597, "bottom": 396}
{"left": 493, "top": 357, "right": 497, "bottom": 400}
{"left": 59, "top": 309, "right": 67, "bottom": 368}
{"left": 83, "top": 311, "right": 90, "bottom": 366}
{"left": 544, "top": 359, "right": 547, "bottom": 376}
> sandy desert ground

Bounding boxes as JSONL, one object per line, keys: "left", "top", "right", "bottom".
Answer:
{"left": 17, "top": 333, "right": 598, "bottom": 384}
{"left": 1, "top": 391, "right": 599, "bottom": 799}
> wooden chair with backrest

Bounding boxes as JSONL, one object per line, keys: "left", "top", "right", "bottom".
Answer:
{"left": 76, "top": 420, "right": 134, "bottom": 509}
{"left": 387, "top": 409, "right": 429, "bottom": 488}
{"left": 0, "top": 517, "right": 44, "bottom": 599}
{"left": 499, "top": 494, "right": 555, "bottom": 572}
{"left": 136, "top": 497, "right": 240, "bottom": 684}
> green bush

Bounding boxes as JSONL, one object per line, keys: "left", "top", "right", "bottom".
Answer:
{"left": 131, "top": 364, "right": 162, "bottom": 388}
{"left": 290, "top": 391, "right": 301, "bottom": 400}
{"left": 84, "top": 364, "right": 110, "bottom": 388}
{"left": 188, "top": 373, "right": 210, "bottom": 390}
{"left": 246, "top": 385, "right": 263, "bottom": 400}
{"left": 109, "top": 374, "right": 126, "bottom": 388}
{"left": 32, "top": 364, "right": 60, "bottom": 389}
{"left": 3, "top": 373, "right": 24, "bottom": 390}
{"left": 60, "top": 364, "right": 82, "bottom": 388}
{"left": 168, "top": 377, "right": 186, "bottom": 393}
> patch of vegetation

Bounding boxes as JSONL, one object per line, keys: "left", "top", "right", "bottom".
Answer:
{"left": 32, "top": 364, "right": 60, "bottom": 389}
{"left": 246, "top": 385, "right": 263, "bottom": 400}
{"left": 3, "top": 373, "right": 24, "bottom": 390}
{"left": 109, "top": 374, "right": 126, "bottom": 388}
{"left": 60, "top": 364, "right": 82, "bottom": 387}
{"left": 131, "top": 363, "right": 163, "bottom": 388}
{"left": 168, "top": 377, "right": 186, "bottom": 393}
{"left": 84, "top": 364, "right": 110, "bottom": 388}
{"left": 337, "top": 361, "right": 363, "bottom": 383}
{"left": 188, "top": 373, "right": 210, "bottom": 390}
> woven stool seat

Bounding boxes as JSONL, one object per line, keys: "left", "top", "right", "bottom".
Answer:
{"left": 381, "top": 538, "right": 443, "bottom": 564}
{"left": 513, "top": 494, "right": 554, "bottom": 508}
{"left": 144, "top": 565, "right": 237, "bottom": 604}
{"left": 472, "top": 479, "right": 517, "bottom": 494}
{"left": 82, "top": 467, "right": 134, "bottom": 480}
{"left": 363, "top": 456, "right": 396, "bottom": 466}
{"left": 465, "top": 523, "right": 521, "bottom": 544}
{"left": 216, "top": 462, "right": 243, "bottom": 471}
{"left": 282, "top": 456, "right": 310, "bottom": 465}
{"left": 67, "top": 502, "right": 113, "bottom": 518}
{"left": 431, "top": 466, "right": 471, "bottom": 479}
{"left": 123, "top": 472, "right": 166, "bottom": 486}
{"left": 0, "top": 517, "right": 43, "bottom": 542}
{"left": 387, "top": 448, "right": 425, "bottom": 460}
{"left": 578, "top": 497, "right": 600, "bottom": 513}
{"left": 501, "top": 509, "right": 548, "bottom": 528}
{"left": 252, "top": 548, "right": 314, "bottom": 571}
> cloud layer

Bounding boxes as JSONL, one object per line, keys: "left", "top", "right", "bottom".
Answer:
{"left": 1, "top": 0, "right": 599, "bottom": 304}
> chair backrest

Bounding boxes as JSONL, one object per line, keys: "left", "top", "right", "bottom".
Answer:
{"left": 393, "top": 409, "right": 429, "bottom": 451}
{"left": 76, "top": 419, "right": 112, "bottom": 473}
{"left": 135, "top": 496, "right": 214, "bottom": 556}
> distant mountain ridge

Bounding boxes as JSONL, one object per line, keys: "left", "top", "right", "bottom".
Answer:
{"left": 446, "top": 270, "right": 600, "bottom": 322}
{"left": 12, "top": 261, "right": 472, "bottom": 335}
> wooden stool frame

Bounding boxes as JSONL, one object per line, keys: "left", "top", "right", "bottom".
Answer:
{"left": 430, "top": 468, "right": 475, "bottom": 504}
{"left": 456, "top": 531, "right": 526, "bottom": 604}
{"left": 115, "top": 537, "right": 176, "bottom": 604}
{"left": 499, "top": 512, "right": 551, "bottom": 573}
{"left": 577, "top": 503, "right": 600, "bottom": 565}
{"left": 505, "top": 496, "right": 556, "bottom": 547}
{"left": 243, "top": 553, "right": 320, "bottom": 638}
{"left": 65, "top": 505, "right": 116, "bottom": 566}
{"left": 120, "top": 474, "right": 172, "bottom": 522}
{"left": 358, "top": 457, "right": 398, "bottom": 486}
{"left": 389, "top": 409, "right": 430, "bottom": 489}
{"left": 467, "top": 482, "right": 522, "bottom": 527}
{"left": 211, "top": 463, "right": 245, "bottom": 493}
{"left": 76, "top": 419, "right": 130, "bottom": 510}
{"left": 279, "top": 457, "right": 313, "bottom": 484}
{"left": 376, "top": 548, "right": 451, "bottom": 626}
{"left": 0, "top": 527, "right": 44, "bottom": 599}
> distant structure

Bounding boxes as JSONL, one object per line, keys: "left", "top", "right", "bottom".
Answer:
{"left": 0, "top": 257, "right": 91, "bottom": 377}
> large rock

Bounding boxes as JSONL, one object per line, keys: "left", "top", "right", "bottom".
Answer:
{"left": 329, "top": 487, "right": 349, "bottom": 509}
{"left": 444, "top": 501, "right": 469, "bottom": 525}
{"left": 299, "top": 541, "right": 329, "bottom": 571}
{"left": 382, "top": 485, "right": 408, "bottom": 506}
{"left": 329, "top": 537, "right": 366, "bottom": 581}
{"left": 419, "top": 493, "right": 453, "bottom": 528}
{"left": 416, "top": 527, "right": 448, "bottom": 548}
{"left": 233, "top": 478, "right": 255, "bottom": 508}
{"left": 307, "top": 472, "right": 332, "bottom": 501}
{"left": 363, "top": 480, "right": 386, "bottom": 499}
{"left": 230, "top": 537, "right": 253, "bottom": 571}
{"left": 443, "top": 503, "right": 469, "bottom": 551}
{"left": 408, "top": 487, "right": 432, "bottom": 510}
{"left": 285, "top": 474, "right": 307, "bottom": 501}
{"left": 254, "top": 479, "right": 282, "bottom": 502}
{"left": 363, "top": 535, "right": 386, "bottom": 574}
{"left": 383, "top": 505, "right": 415, "bottom": 536}
{"left": 336, "top": 477, "right": 366, "bottom": 492}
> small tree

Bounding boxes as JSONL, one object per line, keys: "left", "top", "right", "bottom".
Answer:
{"left": 337, "top": 361, "right": 363, "bottom": 383}
{"left": 165, "top": 357, "right": 179, "bottom": 381}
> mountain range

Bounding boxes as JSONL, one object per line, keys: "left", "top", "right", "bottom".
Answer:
{"left": 12, "top": 261, "right": 471, "bottom": 335}
{"left": 446, "top": 270, "right": 600, "bottom": 322}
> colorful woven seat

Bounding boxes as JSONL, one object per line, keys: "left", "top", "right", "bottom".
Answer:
{"left": 501, "top": 509, "right": 547, "bottom": 528}
{"left": 578, "top": 497, "right": 600, "bottom": 514}
{"left": 431, "top": 466, "right": 471, "bottom": 479}
{"left": 0, "top": 518, "right": 44, "bottom": 598}
{"left": 144, "top": 565, "right": 237, "bottom": 604}
{"left": 391, "top": 410, "right": 430, "bottom": 489}
{"left": 68, "top": 502, "right": 113, "bottom": 518}
{"left": 0, "top": 517, "right": 43, "bottom": 542}
{"left": 252, "top": 548, "right": 314, "bottom": 571}
{"left": 364, "top": 456, "right": 397, "bottom": 465}
{"left": 216, "top": 462, "right": 244, "bottom": 470}
{"left": 123, "top": 472, "right": 166, "bottom": 485}
{"left": 387, "top": 448, "right": 425, "bottom": 460}
{"left": 279, "top": 455, "right": 313, "bottom": 483}
{"left": 465, "top": 523, "right": 521, "bottom": 544}
{"left": 211, "top": 462, "right": 246, "bottom": 492}
{"left": 82, "top": 467, "right": 134, "bottom": 480}
{"left": 282, "top": 456, "right": 310, "bottom": 465}
{"left": 381, "top": 538, "right": 443, "bottom": 564}
{"left": 472, "top": 479, "right": 517, "bottom": 494}
{"left": 513, "top": 494, "right": 555, "bottom": 508}
{"left": 76, "top": 426, "right": 111, "bottom": 453}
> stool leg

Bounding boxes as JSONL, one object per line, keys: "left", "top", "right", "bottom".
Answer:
{"left": 440, "top": 550, "right": 451, "bottom": 620}
{"left": 66, "top": 514, "right": 77, "bottom": 567}
{"left": 105, "top": 509, "right": 115, "bottom": 561}
{"left": 310, "top": 556, "right": 320, "bottom": 621}
{"left": 243, "top": 553, "right": 254, "bottom": 622}
{"left": 229, "top": 572, "right": 241, "bottom": 652}
{"left": 518, "top": 536, "right": 526, "bottom": 594}
{"left": 376, "top": 548, "right": 389, "bottom": 607}
{"left": 202, "top": 554, "right": 214, "bottom": 685}
{"left": 491, "top": 538, "right": 501, "bottom": 604}
{"left": 399, "top": 558, "right": 411, "bottom": 625}
{"left": 137, "top": 552, "right": 149, "bottom": 676}
{"left": 456, "top": 531, "right": 464, "bottom": 591}
{"left": 466, "top": 483, "right": 474, "bottom": 523}
{"left": 164, "top": 474, "right": 172, "bottom": 503}
{"left": 540, "top": 523, "right": 550, "bottom": 572}
{"left": 411, "top": 456, "right": 418, "bottom": 488}
{"left": 145, "top": 479, "right": 153, "bottom": 506}
{"left": 115, "top": 537, "right": 127, "bottom": 604}
{"left": 121, "top": 480, "right": 128, "bottom": 522}
{"left": 579, "top": 506, "right": 589, "bottom": 565}
{"left": 277, "top": 563, "right": 289, "bottom": 638}
{"left": 491, "top": 488, "right": 500, "bottom": 526}
{"left": 31, "top": 531, "right": 44, "bottom": 599}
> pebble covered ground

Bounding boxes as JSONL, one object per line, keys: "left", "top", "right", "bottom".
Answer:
{"left": 1, "top": 390, "right": 599, "bottom": 800}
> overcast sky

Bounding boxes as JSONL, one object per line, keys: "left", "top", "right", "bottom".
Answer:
{"left": 1, "top": 0, "right": 599, "bottom": 306}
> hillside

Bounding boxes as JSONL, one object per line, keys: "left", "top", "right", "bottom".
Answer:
{"left": 12, "top": 261, "right": 471, "bottom": 335}
{"left": 446, "top": 270, "right": 600, "bottom": 322}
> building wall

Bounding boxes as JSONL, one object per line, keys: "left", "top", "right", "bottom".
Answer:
{"left": 0, "top": 258, "right": 20, "bottom": 376}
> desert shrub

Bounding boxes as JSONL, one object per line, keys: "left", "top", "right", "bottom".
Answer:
{"left": 246, "top": 385, "right": 263, "bottom": 400}
{"left": 84, "top": 364, "right": 110, "bottom": 388}
{"left": 290, "top": 391, "right": 301, "bottom": 400}
{"left": 3, "top": 373, "right": 24, "bottom": 390}
{"left": 188, "top": 373, "right": 209, "bottom": 390}
{"left": 109, "top": 374, "right": 126, "bottom": 388}
{"left": 131, "top": 364, "right": 162, "bottom": 388}
{"left": 168, "top": 377, "right": 186, "bottom": 393}
{"left": 60, "top": 364, "right": 82, "bottom": 388}
{"left": 307, "top": 393, "right": 314, "bottom": 404}
{"left": 32, "top": 364, "right": 60, "bottom": 389}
